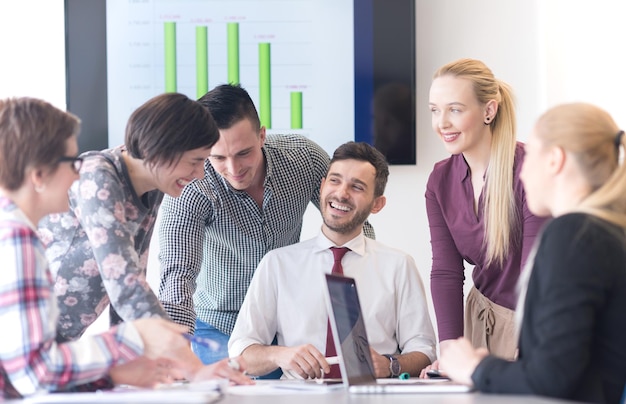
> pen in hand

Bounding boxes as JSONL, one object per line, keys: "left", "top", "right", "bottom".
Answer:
{"left": 325, "top": 356, "right": 340, "bottom": 365}
{"left": 181, "top": 333, "right": 221, "bottom": 352}
{"left": 181, "top": 334, "right": 246, "bottom": 374}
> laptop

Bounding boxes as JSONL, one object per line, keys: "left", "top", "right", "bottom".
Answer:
{"left": 323, "top": 273, "right": 472, "bottom": 394}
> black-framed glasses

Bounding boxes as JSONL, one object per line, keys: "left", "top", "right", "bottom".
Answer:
{"left": 58, "top": 156, "right": 84, "bottom": 174}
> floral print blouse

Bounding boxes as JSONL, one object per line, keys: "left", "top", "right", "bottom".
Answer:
{"left": 39, "top": 147, "right": 167, "bottom": 341}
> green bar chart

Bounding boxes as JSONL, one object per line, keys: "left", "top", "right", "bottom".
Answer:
{"left": 227, "top": 22, "right": 240, "bottom": 85}
{"left": 160, "top": 22, "right": 293, "bottom": 130}
{"left": 291, "top": 92, "right": 302, "bottom": 129}
{"left": 258, "top": 42, "right": 271, "bottom": 128}
{"left": 164, "top": 22, "right": 177, "bottom": 92}
{"left": 195, "top": 26, "right": 208, "bottom": 98}
{"left": 107, "top": 0, "right": 354, "bottom": 156}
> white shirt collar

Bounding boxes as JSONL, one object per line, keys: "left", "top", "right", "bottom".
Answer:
{"left": 312, "top": 229, "right": 367, "bottom": 257}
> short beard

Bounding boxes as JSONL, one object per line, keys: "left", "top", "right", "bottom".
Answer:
{"left": 322, "top": 204, "right": 371, "bottom": 235}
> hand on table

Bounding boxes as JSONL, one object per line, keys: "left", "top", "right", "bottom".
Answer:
{"left": 439, "top": 337, "right": 488, "bottom": 387}
{"left": 273, "top": 344, "right": 330, "bottom": 379}
{"left": 191, "top": 356, "right": 255, "bottom": 385}
{"left": 369, "top": 347, "right": 392, "bottom": 378}
{"left": 110, "top": 356, "right": 184, "bottom": 388}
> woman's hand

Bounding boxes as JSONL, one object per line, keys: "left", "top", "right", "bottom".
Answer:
{"left": 130, "top": 319, "right": 253, "bottom": 385}
{"left": 419, "top": 359, "right": 440, "bottom": 379}
{"left": 132, "top": 318, "right": 189, "bottom": 360}
{"left": 191, "top": 357, "right": 255, "bottom": 385}
{"left": 109, "top": 357, "right": 184, "bottom": 388}
{"left": 418, "top": 338, "right": 453, "bottom": 378}
{"left": 439, "top": 337, "right": 488, "bottom": 386}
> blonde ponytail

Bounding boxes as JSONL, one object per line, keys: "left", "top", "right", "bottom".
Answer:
{"left": 434, "top": 59, "right": 520, "bottom": 266}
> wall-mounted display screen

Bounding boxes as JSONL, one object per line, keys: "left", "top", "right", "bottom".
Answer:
{"left": 104, "top": 0, "right": 415, "bottom": 164}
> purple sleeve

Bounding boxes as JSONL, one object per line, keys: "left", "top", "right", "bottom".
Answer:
{"left": 425, "top": 172, "right": 466, "bottom": 342}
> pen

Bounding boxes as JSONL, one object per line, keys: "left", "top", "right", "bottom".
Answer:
{"left": 227, "top": 358, "right": 241, "bottom": 371}
{"left": 320, "top": 356, "right": 340, "bottom": 380}
{"left": 182, "top": 334, "right": 246, "bottom": 375}
{"left": 325, "top": 356, "right": 340, "bottom": 365}
{"left": 181, "top": 333, "right": 221, "bottom": 352}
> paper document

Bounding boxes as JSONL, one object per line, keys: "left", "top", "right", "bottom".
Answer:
{"left": 21, "top": 381, "right": 223, "bottom": 403}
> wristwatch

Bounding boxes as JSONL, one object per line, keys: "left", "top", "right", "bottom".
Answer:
{"left": 383, "top": 354, "right": 401, "bottom": 377}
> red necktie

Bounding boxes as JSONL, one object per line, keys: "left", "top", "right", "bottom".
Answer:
{"left": 325, "top": 247, "right": 350, "bottom": 378}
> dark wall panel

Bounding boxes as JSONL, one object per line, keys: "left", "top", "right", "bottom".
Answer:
{"left": 65, "top": 0, "right": 108, "bottom": 152}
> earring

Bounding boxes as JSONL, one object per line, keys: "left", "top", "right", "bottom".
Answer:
{"left": 34, "top": 184, "right": 46, "bottom": 193}
{"left": 484, "top": 117, "right": 491, "bottom": 125}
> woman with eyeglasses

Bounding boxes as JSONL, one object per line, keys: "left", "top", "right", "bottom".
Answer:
{"left": 39, "top": 92, "right": 217, "bottom": 343}
{"left": 440, "top": 103, "right": 626, "bottom": 404}
{"left": 0, "top": 97, "right": 251, "bottom": 398}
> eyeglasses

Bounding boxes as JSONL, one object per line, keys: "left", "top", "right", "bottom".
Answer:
{"left": 58, "top": 156, "right": 84, "bottom": 174}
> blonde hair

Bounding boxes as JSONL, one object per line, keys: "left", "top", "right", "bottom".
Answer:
{"left": 535, "top": 103, "right": 626, "bottom": 228}
{"left": 434, "top": 58, "right": 519, "bottom": 266}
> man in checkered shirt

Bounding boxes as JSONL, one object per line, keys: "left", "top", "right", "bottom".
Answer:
{"left": 157, "top": 84, "right": 374, "bottom": 370}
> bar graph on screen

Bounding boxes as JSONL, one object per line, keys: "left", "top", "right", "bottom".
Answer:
{"left": 158, "top": 15, "right": 311, "bottom": 130}
{"left": 107, "top": 0, "right": 351, "bottom": 155}
{"left": 106, "top": 0, "right": 416, "bottom": 163}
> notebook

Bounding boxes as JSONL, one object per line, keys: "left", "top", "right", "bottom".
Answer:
{"left": 268, "top": 377, "right": 344, "bottom": 392}
{"left": 21, "top": 381, "right": 223, "bottom": 403}
{"left": 324, "top": 273, "right": 472, "bottom": 394}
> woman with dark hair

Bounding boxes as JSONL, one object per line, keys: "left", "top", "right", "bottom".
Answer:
{"left": 0, "top": 96, "right": 251, "bottom": 399}
{"left": 40, "top": 92, "right": 218, "bottom": 341}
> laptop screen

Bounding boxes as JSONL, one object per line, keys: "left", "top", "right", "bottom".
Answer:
{"left": 325, "top": 274, "right": 377, "bottom": 385}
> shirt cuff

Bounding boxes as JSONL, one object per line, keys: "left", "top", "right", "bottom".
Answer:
{"left": 471, "top": 355, "right": 500, "bottom": 391}
{"left": 112, "top": 322, "right": 144, "bottom": 362}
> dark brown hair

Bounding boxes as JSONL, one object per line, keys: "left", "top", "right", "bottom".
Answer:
{"left": 330, "top": 141, "right": 389, "bottom": 197}
{"left": 125, "top": 92, "right": 219, "bottom": 168}
{"left": 197, "top": 84, "right": 261, "bottom": 131}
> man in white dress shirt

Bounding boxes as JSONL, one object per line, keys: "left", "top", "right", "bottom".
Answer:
{"left": 228, "top": 141, "right": 436, "bottom": 379}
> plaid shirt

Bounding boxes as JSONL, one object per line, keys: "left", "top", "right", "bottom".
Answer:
{"left": 158, "top": 134, "right": 375, "bottom": 335}
{"left": 0, "top": 196, "right": 143, "bottom": 399}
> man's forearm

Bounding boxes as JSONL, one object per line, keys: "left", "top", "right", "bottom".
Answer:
{"left": 397, "top": 351, "right": 432, "bottom": 377}
{"left": 240, "top": 344, "right": 282, "bottom": 376}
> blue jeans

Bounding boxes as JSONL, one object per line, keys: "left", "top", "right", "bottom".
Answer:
{"left": 193, "top": 318, "right": 282, "bottom": 379}
{"left": 192, "top": 319, "right": 230, "bottom": 365}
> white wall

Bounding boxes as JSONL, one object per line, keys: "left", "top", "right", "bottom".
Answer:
{"left": 0, "top": 0, "right": 66, "bottom": 107}
{"left": 3, "top": 0, "right": 626, "bottom": 341}
{"left": 541, "top": 0, "right": 626, "bottom": 121}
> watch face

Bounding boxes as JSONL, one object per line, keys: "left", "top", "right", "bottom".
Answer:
{"left": 391, "top": 358, "right": 401, "bottom": 375}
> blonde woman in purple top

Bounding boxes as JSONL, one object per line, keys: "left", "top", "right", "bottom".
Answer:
{"left": 424, "top": 59, "right": 547, "bottom": 367}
